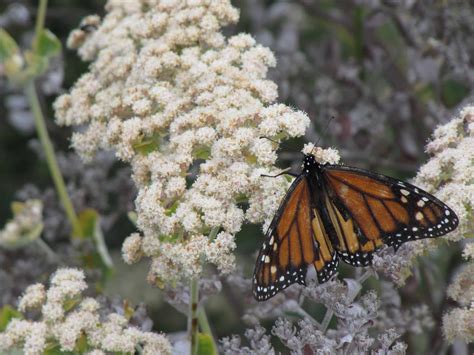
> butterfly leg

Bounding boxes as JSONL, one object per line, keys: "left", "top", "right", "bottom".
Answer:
{"left": 261, "top": 167, "right": 298, "bottom": 178}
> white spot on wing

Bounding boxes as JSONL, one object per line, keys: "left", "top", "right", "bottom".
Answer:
{"left": 400, "top": 189, "right": 410, "bottom": 196}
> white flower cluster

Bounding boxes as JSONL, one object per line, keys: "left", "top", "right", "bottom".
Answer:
{"left": 0, "top": 199, "right": 43, "bottom": 249}
{"left": 409, "top": 105, "right": 474, "bottom": 343}
{"left": 0, "top": 268, "right": 171, "bottom": 355}
{"left": 374, "top": 106, "right": 474, "bottom": 286}
{"left": 54, "top": 0, "right": 310, "bottom": 284}
{"left": 414, "top": 105, "right": 474, "bottom": 241}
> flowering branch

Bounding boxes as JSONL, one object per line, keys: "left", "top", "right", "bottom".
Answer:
{"left": 14, "top": 0, "right": 83, "bottom": 237}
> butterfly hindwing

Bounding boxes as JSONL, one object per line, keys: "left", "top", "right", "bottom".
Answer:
{"left": 323, "top": 166, "right": 459, "bottom": 258}
{"left": 323, "top": 192, "right": 379, "bottom": 267}
{"left": 310, "top": 205, "right": 339, "bottom": 282}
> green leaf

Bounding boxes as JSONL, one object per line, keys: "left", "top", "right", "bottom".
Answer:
{"left": 133, "top": 133, "right": 161, "bottom": 154}
{"left": 165, "top": 201, "right": 179, "bottom": 216}
{"left": 158, "top": 233, "right": 181, "bottom": 243}
{"left": 197, "top": 333, "right": 217, "bottom": 355}
{"left": 44, "top": 343, "right": 76, "bottom": 355}
{"left": 0, "top": 305, "right": 23, "bottom": 331}
{"left": 0, "top": 29, "right": 19, "bottom": 63}
{"left": 76, "top": 208, "right": 98, "bottom": 239}
{"left": 127, "top": 211, "right": 138, "bottom": 225}
{"left": 74, "top": 333, "right": 88, "bottom": 352}
{"left": 194, "top": 145, "right": 211, "bottom": 160}
{"left": 235, "top": 193, "right": 248, "bottom": 204}
{"left": 36, "top": 29, "right": 61, "bottom": 58}
{"left": 24, "top": 50, "right": 49, "bottom": 77}
{"left": 76, "top": 209, "right": 114, "bottom": 283}
{"left": 63, "top": 298, "right": 81, "bottom": 312}
{"left": 92, "top": 212, "right": 114, "bottom": 270}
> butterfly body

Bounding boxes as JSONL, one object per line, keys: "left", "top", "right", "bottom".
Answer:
{"left": 253, "top": 153, "right": 458, "bottom": 301}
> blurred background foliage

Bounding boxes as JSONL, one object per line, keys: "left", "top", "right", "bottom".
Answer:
{"left": 0, "top": 0, "right": 472, "bottom": 354}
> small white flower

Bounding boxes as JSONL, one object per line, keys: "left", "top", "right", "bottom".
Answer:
{"left": 18, "top": 284, "right": 46, "bottom": 312}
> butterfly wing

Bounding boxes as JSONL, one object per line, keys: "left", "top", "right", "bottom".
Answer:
{"left": 322, "top": 165, "right": 459, "bottom": 266}
{"left": 253, "top": 175, "right": 338, "bottom": 301}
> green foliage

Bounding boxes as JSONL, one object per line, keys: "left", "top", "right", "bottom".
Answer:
{"left": 194, "top": 145, "right": 212, "bottom": 160}
{"left": 76, "top": 208, "right": 98, "bottom": 240}
{"left": 197, "top": 332, "right": 218, "bottom": 355}
{"left": 0, "top": 27, "right": 61, "bottom": 85}
{"left": 127, "top": 211, "right": 138, "bottom": 225}
{"left": 0, "top": 305, "right": 22, "bottom": 332}
{"left": 77, "top": 209, "right": 114, "bottom": 285}
{"left": 0, "top": 29, "right": 19, "bottom": 63}
{"left": 133, "top": 133, "right": 162, "bottom": 154}
{"left": 36, "top": 29, "right": 61, "bottom": 58}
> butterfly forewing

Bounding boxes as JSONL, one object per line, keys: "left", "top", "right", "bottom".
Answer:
{"left": 323, "top": 166, "right": 459, "bottom": 254}
{"left": 253, "top": 176, "right": 310, "bottom": 301}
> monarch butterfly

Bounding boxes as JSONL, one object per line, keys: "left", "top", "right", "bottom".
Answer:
{"left": 253, "top": 152, "right": 459, "bottom": 301}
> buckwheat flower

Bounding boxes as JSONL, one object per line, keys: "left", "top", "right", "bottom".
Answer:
{"left": 373, "top": 106, "right": 474, "bottom": 285}
{"left": 18, "top": 283, "right": 46, "bottom": 312}
{"left": 413, "top": 106, "right": 473, "bottom": 241}
{"left": 442, "top": 305, "right": 474, "bottom": 343}
{"left": 0, "top": 268, "right": 172, "bottom": 354}
{"left": 302, "top": 143, "right": 341, "bottom": 165}
{"left": 49, "top": 268, "right": 87, "bottom": 299}
{"left": 122, "top": 232, "right": 143, "bottom": 264}
{"left": 446, "top": 263, "right": 474, "bottom": 307}
{"left": 0, "top": 199, "right": 43, "bottom": 249}
{"left": 54, "top": 0, "right": 310, "bottom": 286}
{"left": 463, "top": 242, "right": 474, "bottom": 259}
{"left": 24, "top": 322, "right": 47, "bottom": 355}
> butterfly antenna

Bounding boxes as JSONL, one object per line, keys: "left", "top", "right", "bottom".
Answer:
{"left": 313, "top": 116, "right": 335, "bottom": 154}
{"left": 259, "top": 136, "right": 298, "bottom": 152}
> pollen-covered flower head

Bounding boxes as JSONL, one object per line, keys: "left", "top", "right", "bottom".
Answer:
{"left": 414, "top": 105, "right": 474, "bottom": 240}
{"left": 0, "top": 199, "right": 43, "bottom": 249}
{"left": 374, "top": 105, "right": 474, "bottom": 285}
{"left": 54, "top": 0, "right": 310, "bottom": 285}
{"left": 0, "top": 268, "right": 171, "bottom": 354}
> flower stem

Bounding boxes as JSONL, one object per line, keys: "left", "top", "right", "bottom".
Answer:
{"left": 197, "top": 307, "right": 218, "bottom": 354}
{"left": 36, "top": 237, "right": 61, "bottom": 264}
{"left": 93, "top": 217, "right": 114, "bottom": 269}
{"left": 33, "top": 0, "right": 48, "bottom": 51}
{"left": 25, "top": 82, "right": 82, "bottom": 237}
{"left": 189, "top": 277, "right": 199, "bottom": 355}
{"left": 320, "top": 305, "right": 334, "bottom": 333}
